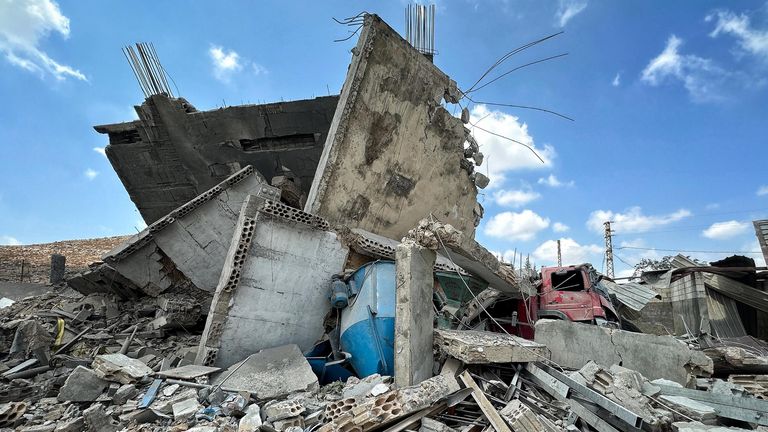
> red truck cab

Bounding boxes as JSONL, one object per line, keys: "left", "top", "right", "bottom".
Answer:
{"left": 535, "top": 264, "right": 619, "bottom": 326}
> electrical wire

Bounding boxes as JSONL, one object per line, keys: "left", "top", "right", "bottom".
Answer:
{"left": 617, "top": 246, "right": 761, "bottom": 254}
{"left": 464, "top": 32, "right": 564, "bottom": 94}
{"left": 468, "top": 121, "right": 545, "bottom": 163}
{"left": 469, "top": 53, "right": 569, "bottom": 93}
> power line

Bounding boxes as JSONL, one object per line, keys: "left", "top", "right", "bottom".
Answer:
{"left": 617, "top": 246, "right": 761, "bottom": 254}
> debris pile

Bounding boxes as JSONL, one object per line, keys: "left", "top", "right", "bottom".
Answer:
{"left": 2, "top": 12, "right": 768, "bottom": 432}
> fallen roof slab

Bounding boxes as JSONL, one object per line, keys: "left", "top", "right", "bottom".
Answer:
{"left": 435, "top": 329, "right": 547, "bottom": 364}
{"left": 102, "top": 166, "right": 280, "bottom": 296}
{"left": 407, "top": 218, "right": 527, "bottom": 297}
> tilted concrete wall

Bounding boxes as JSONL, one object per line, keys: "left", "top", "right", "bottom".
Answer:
{"left": 534, "top": 319, "right": 712, "bottom": 386}
{"left": 96, "top": 95, "right": 338, "bottom": 223}
{"left": 103, "top": 166, "right": 280, "bottom": 296}
{"left": 197, "top": 196, "right": 349, "bottom": 368}
{"left": 305, "top": 15, "right": 481, "bottom": 240}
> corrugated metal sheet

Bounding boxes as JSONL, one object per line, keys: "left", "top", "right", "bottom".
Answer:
{"left": 705, "top": 288, "right": 747, "bottom": 338}
{"left": 754, "top": 219, "right": 768, "bottom": 266}
{"left": 600, "top": 280, "right": 660, "bottom": 311}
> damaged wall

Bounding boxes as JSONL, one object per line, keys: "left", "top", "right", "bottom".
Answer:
{"left": 95, "top": 95, "right": 338, "bottom": 223}
{"left": 197, "top": 196, "right": 349, "bottom": 368}
{"left": 103, "top": 166, "right": 280, "bottom": 296}
{"left": 305, "top": 15, "right": 481, "bottom": 240}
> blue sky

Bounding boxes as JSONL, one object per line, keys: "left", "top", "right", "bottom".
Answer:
{"left": 1, "top": 0, "right": 767, "bottom": 276}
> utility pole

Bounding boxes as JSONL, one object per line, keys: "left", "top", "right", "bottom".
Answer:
{"left": 556, "top": 239, "right": 562, "bottom": 267}
{"left": 604, "top": 221, "right": 615, "bottom": 279}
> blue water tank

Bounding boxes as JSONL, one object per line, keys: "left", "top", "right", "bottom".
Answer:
{"left": 339, "top": 261, "right": 395, "bottom": 377}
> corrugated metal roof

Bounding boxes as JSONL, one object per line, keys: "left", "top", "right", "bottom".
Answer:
{"left": 754, "top": 219, "right": 768, "bottom": 266}
{"left": 600, "top": 280, "right": 660, "bottom": 311}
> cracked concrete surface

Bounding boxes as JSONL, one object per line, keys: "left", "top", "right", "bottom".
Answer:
{"left": 535, "top": 319, "right": 713, "bottom": 386}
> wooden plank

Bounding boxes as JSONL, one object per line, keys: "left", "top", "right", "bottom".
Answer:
{"left": 458, "top": 371, "right": 512, "bottom": 432}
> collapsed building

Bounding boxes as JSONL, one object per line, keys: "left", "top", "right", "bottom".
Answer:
{"left": 2, "top": 11, "right": 768, "bottom": 432}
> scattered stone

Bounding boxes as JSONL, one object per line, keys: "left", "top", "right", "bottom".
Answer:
{"left": 92, "top": 353, "right": 154, "bottom": 384}
{"left": 238, "top": 404, "right": 262, "bottom": 432}
{"left": 57, "top": 366, "right": 108, "bottom": 402}
{"left": 172, "top": 398, "right": 202, "bottom": 420}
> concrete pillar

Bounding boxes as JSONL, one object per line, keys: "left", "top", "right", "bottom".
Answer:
{"left": 394, "top": 240, "right": 436, "bottom": 388}
{"left": 50, "top": 254, "right": 66, "bottom": 285}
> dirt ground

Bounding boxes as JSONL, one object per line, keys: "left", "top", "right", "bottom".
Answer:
{"left": 0, "top": 236, "right": 128, "bottom": 284}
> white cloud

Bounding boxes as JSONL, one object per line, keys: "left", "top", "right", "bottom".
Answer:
{"left": 705, "top": 203, "right": 720, "bottom": 210}
{"left": 467, "top": 105, "right": 556, "bottom": 187}
{"left": 537, "top": 174, "right": 573, "bottom": 188}
{"left": 0, "top": 235, "right": 22, "bottom": 246}
{"left": 707, "top": 9, "right": 768, "bottom": 59}
{"left": 612, "top": 73, "right": 621, "bottom": 87}
{"left": 209, "top": 45, "right": 242, "bottom": 83}
{"left": 758, "top": 185, "right": 768, "bottom": 196}
{"left": 209, "top": 44, "right": 267, "bottom": 83}
{"left": 552, "top": 222, "right": 570, "bottom": 232}
{"left": 533, "top": 237, "right": 602, "bottom": 266}
{"left": 93, "top": 147, "right": 106, "bottom": 157}
{"left": 492, "top": 188, "right": 540, "bottom": 207}
{"left": 587, "top": 206, "right": 692, "bottom": 234}
{"left": 640, "top": 35, "right": 726, "bottom": 102}
{"left": 84, "top": 168, "right": 98, "bottom": 180}
{"left": 484, "top": 209, "right": 550, "bottom": 241}
{"left": 0, "top": 0, "right": 86, "bottom": 81}
{"left": 555, "top": 0, "right": 587, "bottom": 27}
{"left": 702, "top": 220, "right": 749, "bottom": 240}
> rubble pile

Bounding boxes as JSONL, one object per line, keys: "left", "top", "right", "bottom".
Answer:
{"left": 2, "top": 11, "right": 768, "bottom": 432}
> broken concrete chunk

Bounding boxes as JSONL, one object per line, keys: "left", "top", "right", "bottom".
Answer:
{"left": 172, "top": 397, "right": 201, "bottom": 420}
{"left": 82, "top": 403, "right": 122, "bottom": 432}
{"left": 264, "top": 399, "right": 304, "bottom": 422}
{"left": 57, "top": 366, "right": 109, "bottom": 402}
{"left": 398, "top": 373, "right": 461, "bottom": 413}
{"left": 238, "top": 404, "right": 262, "bottom": 432}
{"left": 672, "top": 421, "right": 758, "bottom": 431}
{"left": 212, "top": 344, "right": 318, "bottom": 400}
{"left": 92, "top": 353, "right": 154, "bottom": 384}
{"left": 435, "top": 328, "right": 548, "bottom": 364}
{"left": 535, "top": 319, "right": 713, "bottom": 386}
{"left": 499, "top": 399, "right": 547, "bottom": 432}
{"left": 112, "top": 384, "right": 137, "bottom": 405}
{"left": 419, "top": 417, "right": 458, "bottom": 432}
{"left": 53, "top": 417, "right": 84, "bottom": 432}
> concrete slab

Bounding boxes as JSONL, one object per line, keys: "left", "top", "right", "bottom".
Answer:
{"left": 156, "top": 365, "right": 220, "bottom": 380}
{"left": 407, "top": 218, "right": 528, "bottom": 297}
{"left": 305, "top": 15, "right": 482, "bottom": 240}
{"left": 394, "top": 240, "right": 436, "bottom": 387}
{"left": 211, "top": 344, "right": 318, "bottom": 400}
{"left": 196, "top": 196, "right": 348, "bottom": 368}
{"left": 435, "top": 329, "right": 547, "bottom": 364}
{"left": 95, "top": 94, "right": 339, "bottom": 224}
{"left": 103, "top": 166, "right": 280, "bottom": 296}
{"left": 534, "top": 319, "right": 713, "bottom": 386}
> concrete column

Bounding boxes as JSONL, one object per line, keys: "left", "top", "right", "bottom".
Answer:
{"left": 50, "top": 254, "right": 66, "bottom": 285}
{"left": 394, "top": 240, "right": 436, "bottom": 388}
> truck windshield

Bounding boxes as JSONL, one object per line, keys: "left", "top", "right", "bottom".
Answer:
{"left": 551, "top": 270, "right": 586, "bottom": 291}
